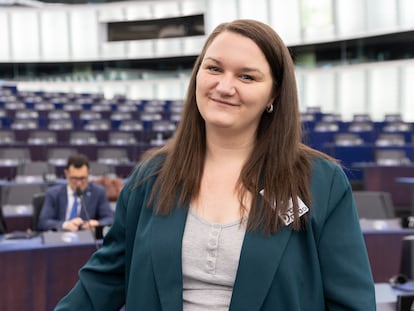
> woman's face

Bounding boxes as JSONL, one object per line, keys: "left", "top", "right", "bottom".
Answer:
{"left": 196, "top": 31, "right": 274, "bottom": 136}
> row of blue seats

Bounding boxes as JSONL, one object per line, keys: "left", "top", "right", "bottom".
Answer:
{"left": 0, "top": 116, "right": 178, "bottom": 131}
{"left": 304, "top": 130, "right": 414, "bottom": 151}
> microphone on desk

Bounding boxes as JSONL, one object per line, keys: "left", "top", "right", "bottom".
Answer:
{"left": 76, "top": 186, "right": 99, "bottom": 250}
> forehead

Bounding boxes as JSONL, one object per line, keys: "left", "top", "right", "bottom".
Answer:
{"left": 204, "top": 31, "right": 269, "bottom": 68}
{"left": 67, "top": 165, "right": 89, "bottom": 175}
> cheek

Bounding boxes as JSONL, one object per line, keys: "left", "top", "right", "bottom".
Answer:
{"left": 196, "top": 71, "right": 217, "bottom": 93}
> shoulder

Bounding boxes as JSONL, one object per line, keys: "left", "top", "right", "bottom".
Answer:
{"left": 310, "top": 156, "right": 348, "bottom": 188}
{"left": 46, "top": 183, "right": 66, "bottom": 195}
{"left": 130, "top": 153, "right": 166, "bottom": 184}
{"left": 308, "top": 155, "right": 354, "bottom": 224}
{"left": 119, "top": 153, "right": 166, "bottom": 201}
{"left": 88, "top": 182, "right": 106, "bottom": 193}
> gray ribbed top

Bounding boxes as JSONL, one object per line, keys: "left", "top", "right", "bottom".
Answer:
{"left": 182, "top": 208, "right": 247, "bottom": 310}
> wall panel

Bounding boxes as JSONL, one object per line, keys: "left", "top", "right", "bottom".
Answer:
{"left": 10, "top": 10, "right": 40, "bottom": 61}
{"left": 0, "top": 12, "right": 10, "bottom": 60}
{"left": 269, "top": 0, "right": 301, "bottom": 45}
{"left": 40, "top": 10, "right": 70, "bottom": 60}
{"left": 238, "top": 0, "right": 268, "bottom": 22}
{"left": 69, "top": 8, "right": 99, "bottom": 60}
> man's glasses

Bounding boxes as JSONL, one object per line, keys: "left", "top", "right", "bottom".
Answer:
{"left": 68, "top": 176, "right": 88, "bottom": 182}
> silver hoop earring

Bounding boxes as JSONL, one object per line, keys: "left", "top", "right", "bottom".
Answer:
{"left": 266, "top": 104, "right": 273, "bottom": 113}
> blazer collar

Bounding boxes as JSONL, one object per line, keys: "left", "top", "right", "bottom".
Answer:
{"left": 151, "top": 206, "right": 188, "bottom": 310}
{"left": 150, "top": 206, "right": 292, "bottom": 311}
{"left": 230, "top": 226, "right": 292, "bottom": 311}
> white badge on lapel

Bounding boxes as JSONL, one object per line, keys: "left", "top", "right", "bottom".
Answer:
{"left": 259, "top": 189, "right": 309, "bottom": 226}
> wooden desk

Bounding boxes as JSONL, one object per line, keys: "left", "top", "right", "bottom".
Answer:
{"left": 0, "top": 235, "right": 98, "bottom": 311}
{"left": 396, "top": 177, "right": 414, "bottom": 216}
{"left": 354, "top": 163, "right": 414, "bottom": 211}
{"left": 364, "top": 229, "right": 414, "bottom": 283}
{"left": 0, "top": 228, "right": 412, "bottom": 309}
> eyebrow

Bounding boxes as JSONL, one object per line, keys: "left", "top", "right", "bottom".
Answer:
{"left": 204, "top": 57, "right": 266, "bottom": 77}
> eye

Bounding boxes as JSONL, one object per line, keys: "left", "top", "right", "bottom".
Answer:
{"left": 206, "top": 65, "right": 221, "bottom": 73}
{"left": 240, "top": 74, "right": 255, "bottom": 81}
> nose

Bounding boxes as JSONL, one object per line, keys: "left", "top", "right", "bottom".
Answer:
{"left": 216, "top": 74, "right": 236, "bottom": 96}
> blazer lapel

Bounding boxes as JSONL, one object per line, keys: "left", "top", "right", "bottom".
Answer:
{"left": 230, "top": 226, "right": 292, "bottom": 311}
{"left": 151, "top": 205, "right": 188, "bottom": 310}
{"left": 80, "top": 186, "right": 92, "bottom": 218}
{"left": 59, "top": 187, "right": 68, "bottom": 220}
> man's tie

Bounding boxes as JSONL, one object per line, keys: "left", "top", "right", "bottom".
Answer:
{"left": 69, "top": 193, "right": 79, "bottom": 220}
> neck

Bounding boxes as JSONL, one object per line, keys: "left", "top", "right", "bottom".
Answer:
{"left": 205, "top": 127, "right": 255, "bottom": 164}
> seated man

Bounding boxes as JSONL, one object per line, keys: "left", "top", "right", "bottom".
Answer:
{"left": 38, "top": 154, "right": 114, "bottom": 232}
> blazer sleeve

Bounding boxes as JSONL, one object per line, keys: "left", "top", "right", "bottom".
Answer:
{"left": 54, "top": 161, "right": 155, "bottom": 311}
{"left": 37, "top": 187, "right": 65, "bottom": 231}
{"left": 315, "top": 164, "right": 376, "bottom": 310}
{"left": 54, "top": 178, "right": 131, "bottom": 310}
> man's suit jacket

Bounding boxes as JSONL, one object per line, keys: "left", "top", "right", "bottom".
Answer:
{"left": 55, "top": 156, "right": 376, "bottom": 310}
{"left": 38, "top": 182, "right": 114, "bottom": 231}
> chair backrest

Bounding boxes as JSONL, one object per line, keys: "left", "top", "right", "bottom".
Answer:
{"left": 0, "top": 148, "right": 31, "bottom": 166}
{"left": 118, "top": 120, "right": 143, "bottom": 131}
{"left": 10, "top": 119, "right": 38, "bottom": 130}
{"left": 334, "top": 133, "right": 364, "bottom": 146}
{"left": 89, "top": 161, "right": 115, "bottom": 178}
{"left": 313, "top": 121, "right": 339, "bottom": 132}
{"left": 375, "top": 149, "right": 410, "bottom": 165}
{"left": 69, "top": 131, "right": 98, "bottom": 145}
{"left": 27, "top": 130, "right": 57, "bottom": 145}
{"left": 48, "top": 119, "right": 73, "bottom": 130}
{"left": 97, "top": 148, "right": 130, "bottom": 165}
{"left": 0, "top": 130, "right": 15, "bottom": 144}
{"left": 15, "top": 161, "right": 56, "bottom": 183}
{"left": 353, "top": 191, "right": 395, "bottom": 219}
{"left": 108, "top": 132, "right": 137, "bottom": 145}
{"left": 31, "top": 192, "right": 45, "bottom": 231}
{"left": 47, "top": 148, "right": 78, "bottom": 166}
{"left": 1, "top": 183, "right": 47, "bottom": 207}
{"left": 383, "top": 122, "right": 412, "bottom": 132}
{"left": 352, "top": 113, "right": 372, "bottom": 122}
{"left": 348, "top": 121, "right": 374, "bottom": 132}
{"left": 375, "top": 133, "right": 405, "bottom": 146}
{"left": 83, "top": 119, "right": 111, "bottom": 131}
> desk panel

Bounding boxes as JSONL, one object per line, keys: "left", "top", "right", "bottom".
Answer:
{"left": 0, "top": 237, "right": 97, "bottom": 311}
{"left": 356, "top": 164, "right": 414, "bottom": 210}
{"left": 1, "top": 228, "right": 412, "bottom": 309}
{"left": 364, "top": 229, "right": 414, "bottom": 283}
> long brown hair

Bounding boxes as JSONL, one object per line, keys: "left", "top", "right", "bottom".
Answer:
{"left": 142, "top": 19, "right": 334, "bottom": 234}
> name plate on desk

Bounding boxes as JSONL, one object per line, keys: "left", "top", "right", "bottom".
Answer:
{"left": 42, "top": 230, "right": 95, "bottom": 245}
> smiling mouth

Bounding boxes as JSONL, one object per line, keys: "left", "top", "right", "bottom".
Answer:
{"left": 210, "top": 97, "right": 238, "bottom": 106}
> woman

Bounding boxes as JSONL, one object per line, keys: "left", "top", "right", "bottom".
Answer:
{"left": 55, "top": 19, "right": 375, "bottom": 310}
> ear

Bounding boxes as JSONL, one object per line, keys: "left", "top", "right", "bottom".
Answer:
{"left": 266, "top": 97, "right": 275, "bottom": 111}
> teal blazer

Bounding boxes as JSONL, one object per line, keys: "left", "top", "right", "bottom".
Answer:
{"left": 55, "top": 156, "right": 376, "bottom": 310}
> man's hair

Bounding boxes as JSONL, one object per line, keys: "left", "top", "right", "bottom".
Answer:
{"left": 66, "top": 153, "right": 90, "bottom": 169}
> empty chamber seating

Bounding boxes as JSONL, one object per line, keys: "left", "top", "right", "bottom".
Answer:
{"left": 69, "top": 131, "right": 98, "bottom": 145}
{"left": 47, "top": 147, "right": 78, "bottom": 166}
{"left": 1, "top": 183, "right": 47, "bottom": 217}
{"left": 89, "top": 161, "right": 116, "bottom": 179}
{"left": 27, "top": 130, "right": 57, "bottom": 145}
{"left": 0, "top": 130, "right": 15, "bottom": 144}
{"left": 15, "top": 161, "right": 56, "bottom": 183}
{"left": 108, "top": 132, "right": 137, "bottom": 145}
{"left": 97, "top": 148, "right": 130, "bottom": 165}
{"left": 0, "top": 148, "right": 31, "bottom": 166}
{"left": 375, "top": 150, "right": 410, "bottom": 165}
{"left": 353, "top": 191, "right": 395, "bottom": 219}
{"left": 375, "top": 133, "right": 406, "bottom": 146}
{"left": 334, "top": 133, "right": 364, "bottom": 146}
